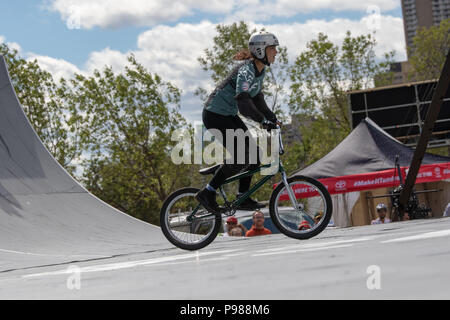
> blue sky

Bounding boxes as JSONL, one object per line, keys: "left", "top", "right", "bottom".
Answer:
{"left": 0, "top": 0, "right": 406, "bottom": 123}
{"left": 0, "top": 1, "right": 144, "bottom": 65}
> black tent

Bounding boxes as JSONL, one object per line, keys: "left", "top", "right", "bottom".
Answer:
{"left": 294, "top": 118, "right": 450, "bottom": 180}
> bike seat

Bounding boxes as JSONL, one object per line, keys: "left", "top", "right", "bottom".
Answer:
{"left": 198, "top": 164, "right": 221, "bottom": 175}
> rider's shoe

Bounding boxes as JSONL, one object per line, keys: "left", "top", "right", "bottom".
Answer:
{"left": 236, "top": 195, "right": 266, "bottom": 211}
{"left": 195, "top": 188, "right": 224, "bottom": 214}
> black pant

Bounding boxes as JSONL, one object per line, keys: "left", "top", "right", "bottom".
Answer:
{"left": 202, "top": 109, "right": 260, "bottom": 193}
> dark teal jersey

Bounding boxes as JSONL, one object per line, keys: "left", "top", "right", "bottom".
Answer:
{"left": 204, "top": 60, "right": 265, "bottom": 116}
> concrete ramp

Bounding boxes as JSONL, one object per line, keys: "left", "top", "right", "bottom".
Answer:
{"left": 0, "top": 55, "right": 169, "bottom": 272}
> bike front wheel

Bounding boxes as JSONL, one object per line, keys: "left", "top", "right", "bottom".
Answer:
{"left": 269, "top": 175, "right": 332, "bottom": 240}
{"left": 160, "top": 187, "right": 222, "bottom": 251}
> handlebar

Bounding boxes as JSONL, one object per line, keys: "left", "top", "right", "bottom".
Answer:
{"left": 261, "top": 120, "right": 284, "bottom": 155}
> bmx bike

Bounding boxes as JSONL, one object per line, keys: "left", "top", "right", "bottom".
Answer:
{"left": 160, "top": 125, "right": 332, "bottom": 250}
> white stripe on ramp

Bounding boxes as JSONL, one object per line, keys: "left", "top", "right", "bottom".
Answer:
{"left": 382, "top": 229, "right": 450, "bottom": 243}
{"left": 0, "top": 248, "right": 101, "bottom": 258}
{"left": 22, "top": 249, "right": 239, "bottom": 278}
{"left": 251, "top": 244, "right": 354, "bottom": 257}
{"left": 253, "top": 236, "right": 376, "bottom": 254}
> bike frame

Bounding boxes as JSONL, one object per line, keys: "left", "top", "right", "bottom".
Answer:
{"left": 219, "top": 162, "right": 281, "bottom": 209}
{"left": 187, "top": 126, "right": 299, "bottom": 220}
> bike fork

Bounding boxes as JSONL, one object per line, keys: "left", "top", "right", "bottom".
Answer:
{"left": 281, "top": 170, "right": 299, "bottom": 211}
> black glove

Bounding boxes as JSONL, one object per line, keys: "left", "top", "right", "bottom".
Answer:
{"left": 262, "top": 120, "right": 278, "bottom": 132}
{"left": 268, "top": 116, "right": 282, "bottom": 127}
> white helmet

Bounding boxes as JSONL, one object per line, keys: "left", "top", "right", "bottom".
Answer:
{"left": 249, "top": 31, "right": 279, "bottom": 65}
{"left": 376, "top": 203, "right": 387, "bottom": 211}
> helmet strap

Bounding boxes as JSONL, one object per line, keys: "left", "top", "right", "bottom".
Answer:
{"left": 261, "top": 47, "right": 270, "bottom": 66}
{"left": 256, "top": 56, "right": 270, "bottom": 67}
{"left": 251, "top": 52, "right": 270, "bottom": 67}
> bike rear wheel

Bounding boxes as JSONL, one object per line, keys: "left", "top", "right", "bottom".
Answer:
{"left": 269, "top": 175, "right": 332, "bottom": 240}
{"left": 160, "top": 187, "right": 222, "bottom": 250}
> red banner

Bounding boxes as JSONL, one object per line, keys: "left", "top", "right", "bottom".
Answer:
{"left": 277, "top": 162, "right": 450, "bottom": 200}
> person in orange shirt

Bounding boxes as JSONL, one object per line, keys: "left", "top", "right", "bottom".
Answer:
{"left": 245, "top": 210, "right": 272, "bottom": 237}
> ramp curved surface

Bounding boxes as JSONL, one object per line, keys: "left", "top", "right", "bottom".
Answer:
{"left": 0, "top": 55, "right": 169, "bottom": 272}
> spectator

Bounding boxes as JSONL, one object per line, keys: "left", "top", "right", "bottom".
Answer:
{"left": 314, "top": 211, "right": 324, "bottom": 224}
{"left": 298, "top": 220, "right": 311, "bottom": 230}
{"left": 245, "top": 210, "right": 272, "bottom": 237}
{"left": 371, "top": 203, "right": 391, "bottom": 225}
{"left": 223, "top": 216, "right": 247, "bottom": 237}
{"left": 444, "top": 203, "right": 450, "bottom": 217}
{"left": 298, "top": 212, "right": 324, "bottom": 231}
{"left": 230, "top": 227, "right": 244, "bottom": 237}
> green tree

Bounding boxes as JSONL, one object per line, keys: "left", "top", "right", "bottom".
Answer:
{"left": 0, "top": 43, "right": 81, "bottom": 172}
{"left": 409, "top": 18, "right": 450, "bottom": 81}
{"left": 65, "top": 55, "right": 197, "bottom": 224}
{"left": 288, "top": 32, "right": 394, "bottom": 167}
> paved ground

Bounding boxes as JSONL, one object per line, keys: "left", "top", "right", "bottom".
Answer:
{"left": 1, "top": 217, "right": 450, "bottom": 300}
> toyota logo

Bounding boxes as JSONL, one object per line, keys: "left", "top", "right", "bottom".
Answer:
{"left": 335, "top": 180, "right": 346, "bottom": 190}
{"left": 435, "top": 167, "right": 441, "bottom": 177}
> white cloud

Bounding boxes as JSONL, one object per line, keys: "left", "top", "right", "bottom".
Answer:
{"left": 27, "top": 54, "right": 82, "bottom": 81}
{"left": 79, "top": 21, "right": 217, "bottom": 96}
{"left": 265, "top": 15, "right": 406, "bottom": 62}
{"left": 82, "top": 14, "right": 405, "bottom": 92}
{"left": 134, "top": 21, "right": 217, "bottom": 91}
{"left": 0, "top": 35, "right": 23, "bottom": 54}
{"left": 276, "top": 0, "right": 399, "bottom": 12}
{"left": 46, "top": 0, "right": 400, "bottom": 30}
{"left": 1, "top": 35, "right": 81, "bottom": 82}
{"left": 229, "top": 0, "right": 399, "bottom": 21}
{"left": 48, "top": 0, "right": 236, "bottom": 29}
{"left": 84, "top": 47, "right": 130, "bottom": 74}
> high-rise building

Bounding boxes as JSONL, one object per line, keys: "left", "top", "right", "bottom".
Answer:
{"left": 402, "top": 0, "right": 450, "bottom": 54}
{"left": 390, "top": 0, "right": 450, "bottom": 84}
